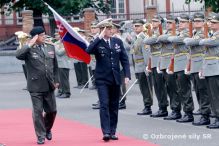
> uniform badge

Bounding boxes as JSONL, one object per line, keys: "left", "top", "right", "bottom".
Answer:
{"left": 48, "top": 51, "right": 55, "bottom": 58}
{"left": 32, "top": 52, "right": 39, "bottom": 59}
{"left": 48, "top": 51, "right": 54, "bottom": 55}
{"left": 115, "top": 44, "right": 121, "bottom": 52}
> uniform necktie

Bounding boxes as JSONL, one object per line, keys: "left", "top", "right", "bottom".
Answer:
{"left": 39, "top": 45, "right": 45, "bottom": 53}
{"left": 106, "top": 40, "right": 110, "bottom": 49}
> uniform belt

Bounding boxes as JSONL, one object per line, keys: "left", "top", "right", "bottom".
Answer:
{"left": 191, "top": 53, "right": 204, "bottom": 58}
{"left": 161, "top": 53, "right": 173, "bottom": 57}
{"left": 135, "top": 59, "right": 144, "bottom": 63}
{"left": 151, "top": 51, "right": 161, "bottom": 56}
{"left": 175, "top": 53, "right": 188, "bottom": 57}
{"left": 204, "top": 56, "right": 219, "bottom": 60}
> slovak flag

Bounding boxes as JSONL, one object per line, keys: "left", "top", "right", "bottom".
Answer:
{"left": 47, "top": 5, "right": 91, "bottom": 64}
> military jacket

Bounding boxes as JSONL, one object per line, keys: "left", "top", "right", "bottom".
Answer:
{"left": 16, "top": 43, "right": 59, "bottom": 92}
{"left": 168, "top": 29, "right": 190, "bottom": 72}
{"left": 157, "top": 30, "right": 174, "bottom": 70}
{"left": 199, "top": 31, "right": 219, "bottom": 77}
{"left": 184, "top": 29, "right": 205, "bottom": 73}
{"left": 144, "top": 28, "right": 161, "bottom": 68}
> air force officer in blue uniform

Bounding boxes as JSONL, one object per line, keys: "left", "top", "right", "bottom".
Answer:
{"left": 86, "top": 18, "right": 131, "bottom": 141}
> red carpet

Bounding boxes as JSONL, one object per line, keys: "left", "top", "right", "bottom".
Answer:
{"left": 0, "top": 109, "right": 158, "bottom": 146}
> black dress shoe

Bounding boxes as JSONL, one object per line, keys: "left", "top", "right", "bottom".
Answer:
{"left": 37, "top": 138, "right": 45, "bottom": 145}
{"left": 110, "top": 135, "right": 118, "bottom": 140}
{"left": 103, "top": 134, "right": 110, "bottom": 141}
{"left": 176, "top": 113, "right": 194, "bottom": 123}
{"left": 46, "top": 131, "right": 52, "bottom": 140}
{"left": 92, "top": 101, "right": 99, "bottom": 106}
{"left": 206, "top": 118, "right": 219, "bottom": 129}
{"left": 92, "top": 104, "right": 100, "bottom": 109}
{"left": 56, "top": 94, "right": 70, "bottom": 98}
{"left": 192, "top": 115, "right": 210, "bottom": 126}
{"left": 119, "top": 102, "right": 126, "bottom": 110}
{"left": 164, "top": 111, "right": 182, "bottom": 120}
{"left": 137, "top": 107, "right": 152, "bottom": 115}
{"left": 193, "top": 109, "right": 201, "bottom": 115}
{"left": 150, "top": 110, "right": 168, "bottom": 118}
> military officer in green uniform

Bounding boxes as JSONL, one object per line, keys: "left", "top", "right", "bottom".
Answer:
{"left": 16, "top": 26, "right": 58, "bottom": 144}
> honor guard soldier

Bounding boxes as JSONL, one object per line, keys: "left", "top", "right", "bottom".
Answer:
{"left": 184, "top": 13, "right": 211, "bottom": 126}
{"left": 111, "top": 23, "right": 127, "bottom": 109}
{"left": 131, "top": 19, "right": 153, "bottom": 115}
{"left": 199, "top": 14, "right": 219, "bottom": 129}
{"left": 86, "top": 18, "right": 131, "bottom": 140}
{"left": 73, "top": 27, "right": 89, "bottom": 89}
{"left": 16, "top": 26, "right": 58, "bottom": 144}
{"left": 89, "top": 21, "right": 99, "bottom": 90}
{"left": 88, "top": 21, "right": 101, "bottom": 109}
{"left": 157, "top": 15, "right": 182, "bottom": 120}
{"left": 144, "top": 15, "right": 169, "bottom": 117}
{"left": 54, "top": 32, "right": 73, "bottom": 98}
{"left": 168, "top": 14, "right": 195, "bottom": 123}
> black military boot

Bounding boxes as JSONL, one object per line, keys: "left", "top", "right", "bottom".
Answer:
{"left": 150, "top": 108, "right": 168, "bottom": 118}
{"left": 163, "top": 111, "right": 182, "bottom": 120}
{"left": 137, "top": 107, "right": 152, "bottom": 115}
{"left": 192, "top": 115, "right": 210, "bottom": 126}
{"left": 206, "top": 118, "right": 219, "bottom": 129}
{"left": 176, "top": 112, "right": 194, "bottom": 123}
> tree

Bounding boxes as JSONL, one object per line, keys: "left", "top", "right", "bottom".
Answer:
{"left": 185, "top": 0, "right": 219, "bottom": 12}
{"left": 1, "top": 0, "right": 111, "bottom": 35}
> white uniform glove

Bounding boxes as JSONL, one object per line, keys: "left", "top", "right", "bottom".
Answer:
{"left": 166, "top": 68, "right": 173, "bottom": 75}
{"left": 199, "top": 71, "right": 205, "bottom": 79}
{"left": 184, "top": 68, "right": 191, "bottom": 75}
{"left": 156, "top": 67, "right": 163, "bottom": 74}
{"left": 146, "top": 66, "right": 152, "bottom": 73}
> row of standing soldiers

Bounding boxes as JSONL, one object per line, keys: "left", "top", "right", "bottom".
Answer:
{"left": 122, "top": 12, "right": 219, "bottom": 129}
{"left": 85, "top": 12, "right": 219, "bottom": 129}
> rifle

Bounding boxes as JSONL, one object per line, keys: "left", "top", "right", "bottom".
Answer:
{"left": 185, "top": 20, "right": 193, "bottom": 73}
{"left": 204, "top": 21, "right": 209, "bottom": 39}
{"left": 147, "top": 24, "right": 153, "bottom": 72}
{"left": 168, "top": 22, "right": 176, "bottom": 73}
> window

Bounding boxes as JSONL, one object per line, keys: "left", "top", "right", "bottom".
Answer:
{"left": 111, "top": 0, "right": 126, "bottom": 20}
{"left": 16, "top": 11, "right": 22, "bottom": 25}
{"left": 146, "top": 0, "right": 157, "bottom": 8}
{"left": 4, "top": 12, "right": 13, "bottom": 25}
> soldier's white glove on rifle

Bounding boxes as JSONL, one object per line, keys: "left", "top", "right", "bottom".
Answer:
{"left": 156, "top": 67, "right": 163, "bottom": 74}
{"left": 166, "top": 68, "right": 173, "bottom": 75}
{"left": 184, "top": 68, "right": 191, "bottom": 75}
{"left": 145, "top": 66, "right": 151, "bottom": 76}
{"left": 199, "top": 71, "right": 205, "bottom": 79}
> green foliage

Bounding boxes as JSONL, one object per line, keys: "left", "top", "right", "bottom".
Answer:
{"left": 1, "top": 0, "right": 112, "bottom": 16}
{"left": 185, "top": 0, "right": 219, "bottom": 12}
